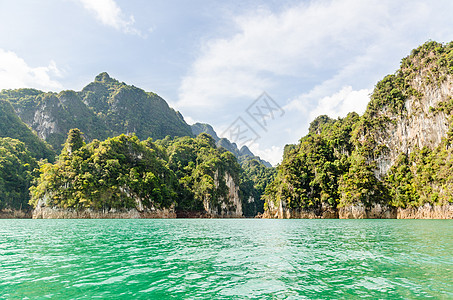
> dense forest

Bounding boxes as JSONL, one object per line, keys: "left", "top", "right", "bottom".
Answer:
{"left": 264, "top": 41, "right": 453, "bottom": 217}
{"left": 0, "top": 72, "right": 193, "bottom": 152}
{"left": 0, "top": 73, "right": 274, "bottom": 217}
{"left": 1, "top": 41, "right": 452, "bottom": 218}
{"left": 28, "top": 130, "right": 273, "bottom": 217}
{"left": 0, "top": 138, "right": 39, "bottom": 210}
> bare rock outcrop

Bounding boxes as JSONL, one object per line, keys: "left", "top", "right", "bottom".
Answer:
{"left": 397, "top": 203, "right": 453, "bottom": 219}
{"left": 0, "top": 209, "right": 32, "bottom": 219}
{"left": 204, "top": 171, "right": 243, "bottom": 218}
{"left": 373, "top": 75, "right": 452, "bottom": 178}
{"left": 32, "top": 206, "right": 176, "bottom": 219}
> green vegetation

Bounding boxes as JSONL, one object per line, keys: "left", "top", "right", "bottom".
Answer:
{"left": 0, "top": 72, "right": 193, "bottom": 152}
{"left": 239, "top": 156, "right": 276, "bottom": 216}
{"left": 156, "top": 133, "right": 242, "bottom": 213}
{"left": 0, "top": 99, "right": 55, "bottom": 162}
{"left": 0, "top": 138, "right": 38, "bottom": 210}
{"left": 30, "top": 131, "right": 269, "bottom": 216}
{"left": 385, "top": 142, "right": 453, "bottom": 208}
{"left": 264, "top": 113, "right": 359, "bottom": 211}
{"left": 31, "top": 131, "right": 177, "bottom": 210}
{"left": 264, "top": 41, "right": 453, "bottom": 214}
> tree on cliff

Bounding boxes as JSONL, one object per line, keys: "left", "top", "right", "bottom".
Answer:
{"left": 0, "top": 138, "right": 38, "bottom": 210}
{"left": 66, "top": 128, "right": 85, "bottom": 153}
{"left": 30, "top": 130, "right": 257, "bottom": 216}
{"left": 263, "top": 40, "right": 453, "bottom": 215}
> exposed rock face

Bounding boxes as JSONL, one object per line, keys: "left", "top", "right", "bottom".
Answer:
{"left": 0, "top": 209, "right": 32, "bottom": 219}
{"left": 32, "top": 189, "right": 177, "bottom": 219}
{"left": 339, "top": 203, "right": 397, "bottom": 219}
{"left": 262, "top": 201, "right": 338, "bottom": 219}
{"left": 397, "top": 203, "right": 453, "bottom": 219}
{"left": 223, "top": 172, "right": 243, "bottom": 217}
{"left": 0, "top": 99, "right": 55, "bottom": 161}
{"left": 32, "top": 207, "right": 176, "bottom": 219}
{"left": 373, "top": 75, "right": 452, "bottom": 178}
{"left": 262, "top": 203, "right": 453, "bottom": 219}
{"left": 32, "top": 99, "right": 59, "bottom": 141}
{"left": 204, "top": 171, "right": 243, "bottom": 218}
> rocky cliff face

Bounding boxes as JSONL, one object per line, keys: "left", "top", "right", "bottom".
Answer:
{"left": 262, "top": 201, "right": 338, "bottom": 219}
{"left": 263, "top": 41, "right": 453, "bottom": 219}
{"left": 370, "top": 75, "right": 451, "bottom": 178}
{"left": 32, "top": 191, "right": 177, "bottom": 219}
{"left": 203, "top": 171, "right": 243, "bottom": 218}
{"left": 32, "top": 207, "right": 176, "bottom": 219}
{"left": 1, "top": 73, "right": 192, "bottom": 151}
{"left": 0, "top": 209, "right": 32, "bottom": 219}
{"left": 0, "top": 99, "right": 55, "bottom": 161}
{"left": 397, "top": 203, "right": 453, "bottom": 219}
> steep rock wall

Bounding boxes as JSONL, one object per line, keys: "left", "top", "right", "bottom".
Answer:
{"left": 339, "top": 203, "right": 397, "bottom": 219}
{"left": 262, "top": 201, "right": 337, "bottom": 219}
{"left": 397, "top": 203, "right": 453, "bottom": 219}
{"left": 373, "top": 75, "right": 451, "bottom": 177}
{"left": 0, "top": 209, "right": 32, "bottom": 219}
{"left": 32, "top": 207, "right": 176, "bottom": 219}
{"left": 32, "top": 190, "right": 177, "bottom": 219}
{"left": 204, "top": 171, "right": 243, "bottom": 218}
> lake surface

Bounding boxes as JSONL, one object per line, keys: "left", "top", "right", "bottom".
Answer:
{"left": 0, "top": 219, "right": 452, "bottom": 299}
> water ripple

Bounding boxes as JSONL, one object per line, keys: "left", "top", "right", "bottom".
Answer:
{"left": 0, "top": 219, "right": 452, "bottom": 299}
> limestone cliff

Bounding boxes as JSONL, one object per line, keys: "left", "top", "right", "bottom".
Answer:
{"left": 359, "top": 67, "right": 452, "bottom": 178}
{"left": 0, "top": 99, "right": 55, "bottom": 161}
{"left": 0, "top": 73, "right": 192, "bottom": 152}
{"left": 263, "top": 41, "right": 453, "bottom": 219}
{"left": 32, "top": 206, "right": 176, "bottom": 219}
{"left": 203, "top": 170, "right": 243, "bottom": 218}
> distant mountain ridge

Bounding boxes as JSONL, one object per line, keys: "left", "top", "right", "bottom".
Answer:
{"left": 191, "top": 122, "right": 272, "bottom": 167}
{"left": 0, "top": 99, "right": 55, "bottom": 162}
{"left": 0, "top": 72, "right": 272, "bottom": 168}
{"left": 0, "top": 72, "right": 193, "bottom": 151}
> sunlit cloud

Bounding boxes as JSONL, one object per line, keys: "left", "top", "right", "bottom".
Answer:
{"left": 177, "top": 0, "right": 453, "bottom": 163}
{"left": 249, "top": 143, "right": 283, "bottom": 166}
{"left": 0, "top": 49, "right": 63, "bottom": 91}
{"left": 78, "top": 0, "right": 143, "bottom": 36}
{"left": 309, "top": 86, "right": 370, "bottom": 120}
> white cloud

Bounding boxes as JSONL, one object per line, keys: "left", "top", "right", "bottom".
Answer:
{"left": 78, "top": 0, "right": 142, "bottom": 36}
{"left": 308, "top": 86, "right": 370, "bottom": 120}
{"left": 176, "top": 0, "right": 453, "bottom": 162}
{"left": 177, "top": 0, "right": 386, "bottom": 109}
{"left": 248, "top": 143, "right": 283, "bottom": 167}
{"left": 182, "top": 115, "right": 197, "bottom": 126}
{"left": 0, "top": 49, "right": 63, "bottom": 91}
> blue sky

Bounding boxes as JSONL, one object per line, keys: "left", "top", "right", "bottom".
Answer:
{"left": 1, "top": 0, "right": 453, "bottom": 165}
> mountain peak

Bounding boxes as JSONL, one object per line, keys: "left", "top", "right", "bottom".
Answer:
{"left": 94, "top": 72, "right": 115, "bottom": 83}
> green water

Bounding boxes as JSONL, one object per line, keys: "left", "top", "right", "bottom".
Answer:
{"left": 0, "top": 219, "right": 452, "bottom": 299}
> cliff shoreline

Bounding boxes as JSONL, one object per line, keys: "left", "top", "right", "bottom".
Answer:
{"left": 32, "top": 207, "right": 177, "bottom": 219}
{"left": 2, "top": 204, "right": 451, "bottom": 219}
{"left": 261, "top": 203, "right": 453, "bottom": 219}
{"left": 0, "top": 209, "right": 32, "bottom": 219}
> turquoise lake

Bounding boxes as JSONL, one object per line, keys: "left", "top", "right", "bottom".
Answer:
{"left": 0, "top": 219, "right": 452, "bottom": 299}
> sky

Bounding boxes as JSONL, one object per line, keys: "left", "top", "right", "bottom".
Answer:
{"left": 1, "top": 0, "right": 453, "bottom": 165}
